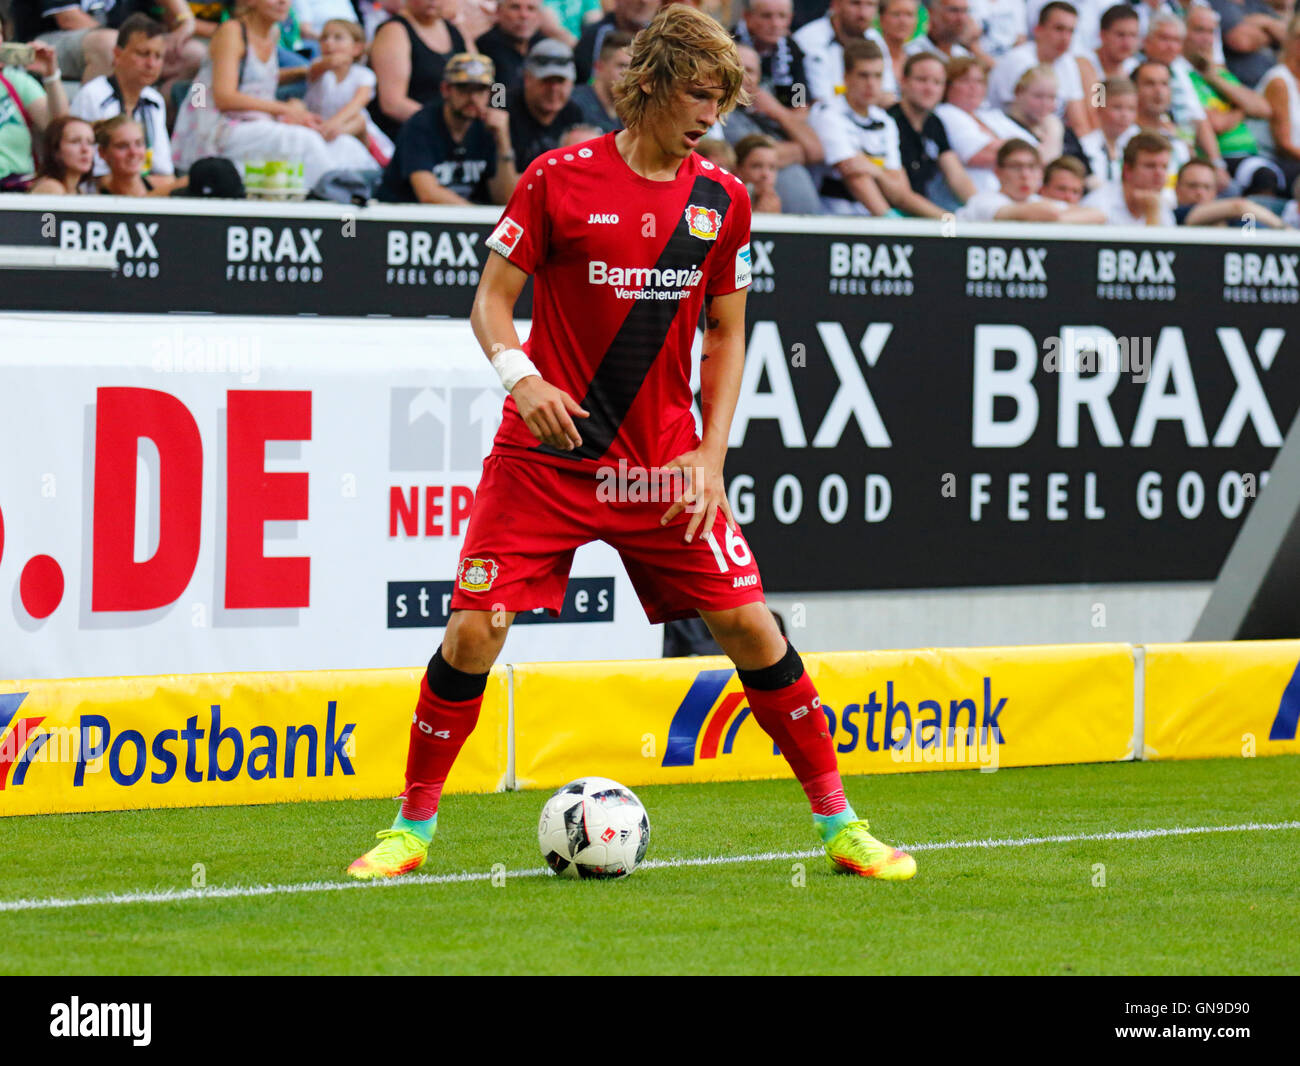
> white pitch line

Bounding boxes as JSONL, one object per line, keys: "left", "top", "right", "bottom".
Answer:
{"left": 1, "top": 820, "right": 1296, "bottom": 915}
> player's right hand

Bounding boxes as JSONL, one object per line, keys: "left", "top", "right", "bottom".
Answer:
{"left": 511, "top": 377, "right": 589, "bottom": 451}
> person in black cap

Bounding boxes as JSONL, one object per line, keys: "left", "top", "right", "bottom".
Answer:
{"left": 507, "top": 37, "right": 585, "bottom": 167}
{"left": 377, "top": 51, "right": 519, "bottom": 204}
{"left": 170, "top": 156, "right": 245, "bottom": 197}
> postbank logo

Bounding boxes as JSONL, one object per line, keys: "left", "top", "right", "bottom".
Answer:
{"left": 0, "top": 692, "right": 45, "bottom": 790}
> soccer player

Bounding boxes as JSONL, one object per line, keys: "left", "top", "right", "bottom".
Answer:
{"left": 348, "top": 4, "right": 917, "bottom": 884}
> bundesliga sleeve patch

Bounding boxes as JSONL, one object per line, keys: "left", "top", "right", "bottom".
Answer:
{"left": 487, "top": 216, "right": 525, "bottom": 258}
{"left": 457, "top": 558, "right": 499, "bottom": 592}
{"left": 735, "top": 243, "right": 752, "bottom": 288}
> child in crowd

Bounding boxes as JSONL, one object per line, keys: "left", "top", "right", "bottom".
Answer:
{"left": 305, "top": 18, "right": 394, "bottom": 165}
{"left": 735, "top": 133, "right": 782, "bottom": 212}
{"left": 694, "top": 137, "right": 736, "bottom": 170}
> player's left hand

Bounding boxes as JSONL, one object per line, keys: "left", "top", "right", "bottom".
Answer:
{"left": 659, "top": 447, "right": 734, "bottom": 544}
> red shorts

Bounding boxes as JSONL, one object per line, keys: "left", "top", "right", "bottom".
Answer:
{"left": 449, "top": 454, "right": 766, "bottom": 624}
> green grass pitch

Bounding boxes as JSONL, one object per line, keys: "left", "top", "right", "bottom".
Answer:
{"left": 1, "top": 755, "right": 1297, "bottom": 975}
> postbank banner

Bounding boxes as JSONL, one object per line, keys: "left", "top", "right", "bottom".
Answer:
{"left": 0, "top": 667, "right": 507, "bottom": 816}
{"left": 512, "top": 645, "right": 1136, "bottom": 791}
{"left": 1143, "top": 640, "right": 1300, "bottom": 761}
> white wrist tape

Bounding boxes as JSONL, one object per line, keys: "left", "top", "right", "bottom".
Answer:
{"left": 490, "top": 347, "right": 540, "bottom": 392}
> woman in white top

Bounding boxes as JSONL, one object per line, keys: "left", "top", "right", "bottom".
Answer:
{"left": 935, "top": 55, "right": 1012, "bottom": 193}
{"left": 880, "top": 0, "right": 919, "bottom": 95}
{"left": 1000, "top": 65, "right": 1064, "bottom": 165}
{"left": 172, "top": 0, "right": 375, "bottom": 188}
{"left": 1261, "top": 15, "right": 1300, "bottom": 188}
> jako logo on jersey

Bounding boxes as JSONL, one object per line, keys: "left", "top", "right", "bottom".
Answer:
{"left": 587, "top": 213, "right": 619, "bottom": 224}
{"left": 732, "top": 574, "right": 758, "bottom": 588}
{"left": 487, "top": 216, "right": 525, "bottom": 257}
{"left": 457, "top": 557, "right": 499, "bottom": 592}
{"left": 685, "top": 205, "right": 721, "bottom": 241}
{"left": 0, "top": 691, "right": 46, "bottom": 790}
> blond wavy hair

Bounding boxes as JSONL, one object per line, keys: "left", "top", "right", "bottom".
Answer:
{"left": 612, "top": 5, "right": 748, "bottom": 130}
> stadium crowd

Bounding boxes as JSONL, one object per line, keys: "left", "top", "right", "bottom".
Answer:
{"left": 2, "top": 0, "right": 1299, "bottom": 225}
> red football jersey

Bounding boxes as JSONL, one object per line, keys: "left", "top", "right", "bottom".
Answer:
{"left": 484, "top": 131, "right": 753, "bottom": 474}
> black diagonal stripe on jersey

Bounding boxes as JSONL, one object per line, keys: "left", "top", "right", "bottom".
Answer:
{"left": 537, "top": 175, "right": 734, "bottom": 463}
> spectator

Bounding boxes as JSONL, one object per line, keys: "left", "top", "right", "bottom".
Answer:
{"left": 1073, "top": 74, "right": 1136, "bottom": 187}
{"left": 735, "top": 131, "right": 782, "bottom": 210}
{"left": 376, "top": 51, "right": 517, "bottom": 203}
{"left": 986, "top": 1, "right": 1090, "bottom": 135}
{"left": 305, "top": 17, "right": 394, "bottom": 165}
{"left": 475, "top": 0, "right": 546, "bottom": 94}
{"left": 558, "top": 120, "right": 601, "bottom": 145}
{"left": 888, "top": 50, "right": 975, "bottom": 208}
{"left": 1173, "top": 154, "right": 1287, "bottom": 224}
{"left": 70, "top": 15, "right": 174, "bottom": 184}
{"left": 808, "top": 37, "right": 946, "bottom": 216}
{"left": 168, "top": 0, "right": 236, "bottom": 57}
{"left": 968, "top": 0, "right": 1028, "bottom": 61}
{"left": 369, "top": 0, "right": 468, "bottom": 143}
{"left": 1210, "top": 0, "right": 1285, "bottom": 89}
{"left": 1140, "top": 12, "right": 1223, "bottom": 165}
{"left": 574, "top": 0, "right": 656, "bottom": 85}
{"left": 171, "top": 0, "right": 375, "bottom": 188}
{"left": 507, "top": 36, "right": 581, "bottom": 165}
{"left": 1131, "top": 59, "right": 1194, "bottom": 177}
{"left": 1040, "top": 151, "right": 1087, "bottom": 200}
{"left": 542, "top": 0, "right": 603, "bottom": 45}
{"left": 879, "top": 0, "right": 918, "bottom": 90}
{"left": 1185, "top": 3, "right": 1281, "bottom": 194}
{"left": 1000, "top": 64, "right": 1065, "bottom": 163}
{"left": 905, "top": 0, "right": 981, "bottom": 64}
{"left": 1129, "top": 0, "right": 1192, "bottom": 39}
{"left": 1082, "top": 128, "right": 1175, "bottom": 223}
{"left": 795, "top": 0, "right": 898, "bottom": 105}
{"left": 702, "top": 42, "right": 823, "bottom": 212}
{"left": 957, "top": 136, "right": 1105, "bottom": 217}
{"left": 733, "top": 0, "right": 808, "bottom": 110}
{"left": 695, "top": 135, "right": 737, "bottom": 167}
{"left": 570, "top": 28, "right": 628, "bottom": 132}
{"left": 95, "top": 112, "right": 169, "bottom": 193}
{"left": 1085, "top": 4, "right": 1140, "bottom": 82}
{"left": 935, "top": 55, "right": 1012, "bottom": 192}
{"left": 29, "top": 112, "right": 93, "bottom": 191}
{"left": 23, "top": 0, "right": 120, "bottom": 84}
{"left": 154, "top": 0, "right": 206, "bottom": 92}
{"left": 292, "top": 0, "right": 361, "bottom": 50}
{"left": 1027, "top": 0, "right": 1103, "bottom": 53}
{"left": 0, "top": 34, "right": 66, "bottom": 190}
{"left": 1260, "top": 14, "right": 1300, "bottom": 189}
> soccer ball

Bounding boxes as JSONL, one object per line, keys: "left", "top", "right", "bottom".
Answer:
{"left": 537, "top": 776, "right": 650, "bottom": 879}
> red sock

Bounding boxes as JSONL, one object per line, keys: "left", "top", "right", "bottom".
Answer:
{"left": 400, "top": 674, "right": 483, "bottom": 820}
{"left": 741, "top": 667, "right": 847, "bottom": 816}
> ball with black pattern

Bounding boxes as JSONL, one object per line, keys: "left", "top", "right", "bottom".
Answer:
{"left": 537, "top": 776, "right": 651, "bottom": 879}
